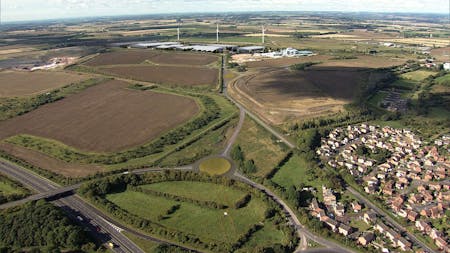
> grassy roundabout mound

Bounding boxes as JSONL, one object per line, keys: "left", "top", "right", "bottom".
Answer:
{"left": 199, "top": 157, "right": 232, "bottom": 176}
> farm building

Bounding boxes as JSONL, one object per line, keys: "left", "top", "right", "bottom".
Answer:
{"left": 132, "top": 42, "right": 180, "bottom": 48}
{"left": 191, "top": 45, "right": 225, "bottom": 53}
{"left": 238, "top": 46, "right": 265, "bottom": 54}
{"left": 444, "top": 62, "right": 450, "bottom": 71}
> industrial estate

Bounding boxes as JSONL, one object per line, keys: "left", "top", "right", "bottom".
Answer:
{"left": 0, "top": 6, "right": 449, "bottom": 253}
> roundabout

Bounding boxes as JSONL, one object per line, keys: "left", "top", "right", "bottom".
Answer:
{"left": 196, "top": 156, "right": 234, "bottom": 176}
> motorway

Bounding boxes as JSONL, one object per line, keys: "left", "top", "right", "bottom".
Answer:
{"left": 0, "top": 159, "right": 144, "bottom": 253}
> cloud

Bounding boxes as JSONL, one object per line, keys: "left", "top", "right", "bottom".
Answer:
{"left": 2, "top": 0, "right": 449, "bottom": 22}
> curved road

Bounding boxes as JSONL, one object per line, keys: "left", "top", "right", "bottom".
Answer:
{"left": 226, "top": 72, "right": 434, "bottom": 253}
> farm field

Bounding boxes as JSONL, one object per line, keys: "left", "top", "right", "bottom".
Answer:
{"left": 233, "top": 118, "right": 288, "bottom": 178}
{"left": 401, "top": 70, "right": 436, "bottom": 81}
{"left": 99, "top": 65, "right": 218, "bottom": 87}
{"left": 0, "top": 79, "right": 199, "bottom": 152}
{"left": 0, "top": 142, "right": 105, "bottom": 177}
{"left": 431, "top": 46, "right": 450, "bottom": 62}
{"left": 244, "top": 55, "right": 330, "bottom": 68}
{"left": 0, "top": 70, "right": 89, "bottom": 97}
{"left": 105, "top": 180, "right": 288, "bottom": 250}
{"left": 315, "top": 55, "right": 408, "bottom": 68}
{"left": 85, "top": 49, "right": 218, "bottom": 66}
{"left": 229, "top": 67, "right": 367, "bottom": 124}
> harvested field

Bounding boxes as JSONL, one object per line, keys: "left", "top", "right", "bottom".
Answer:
{"left": 99, "top": 65, "right": 218, "bottom": 86}
{"left": 85, "top": 50, "right": 218, "bottom": 66}
{"left": 229, "top": 67, "right": 371, "bottom": 124}
{"left": 0, "top": 79, "right": 199, "bottom": 152}
{"left": 0, "top": 143, "right": 105, "bottom": 177}
{"left": 315, "top": 55, "right": 408, "bottom": 68}
{"left": 245, "top": 55, "right": 330, "bottom": 68}
{"left": 0, "top": 70, "right": 89, "bottom": 97}
{"left": 431, "top": 47, "right": 450, "bottom": 62}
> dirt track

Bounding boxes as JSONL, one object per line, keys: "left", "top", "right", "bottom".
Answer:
{"left": 0, "top": 79, "right": 199, "bottom": 152}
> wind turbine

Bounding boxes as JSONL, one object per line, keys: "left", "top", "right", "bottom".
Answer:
{"left": 216, "top": 21, "right": 220, "bottom": 43}
{"left": 262, "top": 25, "right": 266, "bottom": 44}
{"left": 177, "top": 23, "right": 180, "bottom": 41}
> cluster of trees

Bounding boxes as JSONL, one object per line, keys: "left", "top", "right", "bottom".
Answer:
{"left": 0, "top": 78, "right": 103, "bottom": 121}
{"left": 132, "top": 186, "right": 228, "bottom": 210}
{"left": 10, "top": 94, "right": 221, "bottom": 166}
{"left": 0, "top": 201, "right": 96, "bottom": 252}
{"left": 355, "top": 146, "right": 392, "bottom": 164}
{"left": 230, "top": 224, "right": 263, "bottom": 251}
{"left": 289, "top": 62, "right": 318, "bottom": 71}
{"left": 234, "top": 194, "right": 251, "bottom": 209}
{"left": 231, "top": 145, "right": 258, "bottom": 174}
{"left": 0, "top": 175, "right": 30, "bottom": 205}
{"left": 153, "top": 244, "right": 194, "bottom": 253}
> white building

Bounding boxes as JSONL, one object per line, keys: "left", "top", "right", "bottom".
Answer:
{"left": 443, "top": 62, "right": 450, "bottom": 71}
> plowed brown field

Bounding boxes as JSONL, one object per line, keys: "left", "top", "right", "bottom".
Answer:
{"left": 99, "top": 65, "right": 218, "bottom": 86}
{"left": 0, "top": 70, "right": 89, "bottom": 97}
{"left": 0, "top": 79, "right": 199, "bottom": 152}
{"left": 0, "top": 143, "right": 105, "bottom": 177}
{"left": 229, "top": 67, "right": 371, "bottom": 124}
{"left": 85, "top": 50, "right": 218, "bottom": 66}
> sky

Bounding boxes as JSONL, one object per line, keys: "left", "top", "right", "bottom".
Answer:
{"left": 2, "top": 0, "right": 449, "bottom": 22}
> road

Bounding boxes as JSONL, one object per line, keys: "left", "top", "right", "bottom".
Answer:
{"left": 347, "top": 187, "right": 437, "bottom": 253}
{"left": 0, "top": 159, "right": 144, "bottom": 253}
{"left": 222, "top": 106, "right": 246, "bottom": 156}
{"left": 233, "top": 172, "right": 354, "bottom": 253}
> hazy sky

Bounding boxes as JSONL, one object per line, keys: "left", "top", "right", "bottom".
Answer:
{"left": 2, "top": 0, "right": 449, "bottom": 22}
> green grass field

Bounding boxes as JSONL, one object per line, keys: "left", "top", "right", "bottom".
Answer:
{"left": 400, "top": 70, "right": 436, "bottom": 81}
{"left": 106, "top": 182, "right": 270, "bottom": 244}
{"left": 233, "top": 118, "right": 288, "bottom": 178}
{"left": 271, "top": 154, "right": 309, "bottom": 189}
{"left": 141, "top": 181, "right": 245, "bottom": 207}
{"left": 0, "top": 181, "right": 23, "bottom": 195}
{"left": 158, "top": 118, "right": 235, "bottom": 167}
{"left": 0, "top": 174, "right": 28, "bottom": 196}
{"left": 122, "top": 232, "right": 160, "bottom": 253}
{"left": 390, "top": 79, "right": 416, "bottom": 90}
{"left": 435, "top": 73, "right": 450, "bottom": 86}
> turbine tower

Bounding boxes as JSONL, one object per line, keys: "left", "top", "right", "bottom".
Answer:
{"left": 216, "top": 22, "right": 220, "bottom": 43}
{"left": 262, "top": 25, "right": 265, "bottom": 44}
{"left": 177, "top": 23, "right": 180, "bottom": 41}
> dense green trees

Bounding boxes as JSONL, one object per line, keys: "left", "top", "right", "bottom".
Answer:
{"left": 0, "top": 201, "right": 96, "bottom": 252}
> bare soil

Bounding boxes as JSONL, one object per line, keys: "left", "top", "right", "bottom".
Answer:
{"left": 0, "top": 70, "right": 89, "bottom": 97}
{"left": 85, "top": 50, "right": 218, "bottom": 66}
{"left": 0, "top": 79, "right": 199, "bottom": 152}
{"left": 0, "top": 142, "right": 106, "bottom": 177}
{"left": 99, "top": 65, "right": 218, "bottom": 86}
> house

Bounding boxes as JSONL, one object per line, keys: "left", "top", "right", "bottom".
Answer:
{"left": 323, "top": 218, "right": 339, "bottom": 231}
{"left": 338, "top": 224, "right": 353, "bottom": 236}
{"left": 358, "top": 233, "right": 375, "bottom": 246}
{"left": 351, "top": 202, "right": 362, "bottom": 212}
{"left": 430, "top": 228, "right": 443, "bottom": 240}
{"left": 435, "top": 236, "right": 448, "bottom": 250}
{"left": 364, "top": 211, "right": 377, "bottom": 224}
{"left": 407, "top": 211, "right": 418, "bottom": 222}
{"left": 334, "top": 203, "right": 345, "bottom": 217}
{"left": 375, "top": 222, "right": 390, "bottom": 234}
{"left": 415, "top": 220, "right": 431, "bottom": 233}
{"left": 397, "top": 238, "right": 412, "bottom": 251}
